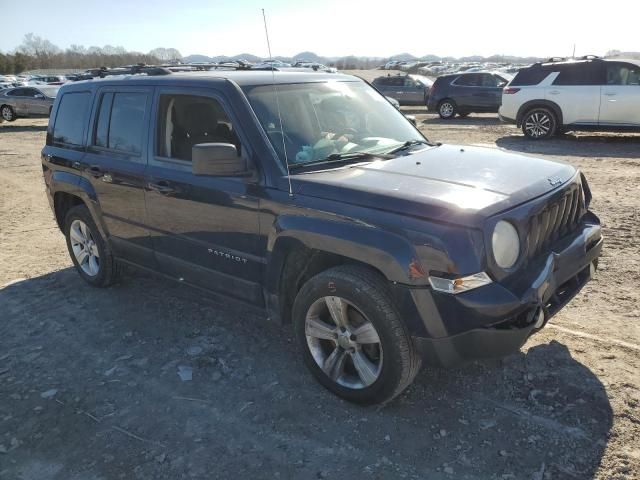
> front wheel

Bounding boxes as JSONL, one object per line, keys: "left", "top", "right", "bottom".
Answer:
{"left": 522, "top": 108, "right": 557, "bottom": 139}
{"left": 293, "top": 266, "right": 421, "bottom": 404}
{"left": 1, "top": 105, "right": 16, "bottom": 122}
{"left": 64, "top": 204, "right": 120, "bottom": 287}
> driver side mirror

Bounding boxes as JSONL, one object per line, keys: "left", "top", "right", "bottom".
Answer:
{"left": 192, "top": 143, "right": 247, "bottom": 176}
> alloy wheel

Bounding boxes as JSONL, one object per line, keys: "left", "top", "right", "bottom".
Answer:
{"left": 524, "top": 112, "right": 552, "bottom": 138}
{"left": 69, "top": 219, "right": 100, "bottom": 276}
{"left": 439, "top": 102, "right": 454, "bottom": 118}
{"left": 305, "top": 296, "right": 383, "bottom": 389}
{"left": 1, "top": 106, "right": 13, "bottom": 121}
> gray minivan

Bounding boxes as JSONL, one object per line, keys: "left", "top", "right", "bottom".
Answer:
{"left": 371, "top": 74, "right": 432, "bottom": 105}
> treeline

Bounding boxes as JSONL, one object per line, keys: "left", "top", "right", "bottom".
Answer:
{"left": 0, "top": 33, "right": 182, "bottom": 74}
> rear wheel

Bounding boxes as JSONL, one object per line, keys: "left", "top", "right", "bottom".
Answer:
{"left": 522, "top": 108, "right": 557, "bottom": 139}
{"left": 64, "top": 204, "right": 119, "bottom": 287}
{"left": 438, "top": 99, "right": 456, "bottom": 119}
{"left": 1, "top": 105, "right": 16, "bottom": 122}
{"left": 293, "top": 266, "right": 421, "bottom": 404}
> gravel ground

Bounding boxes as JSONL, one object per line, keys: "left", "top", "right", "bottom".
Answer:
{"left": 0, "top": 110, "right": 639, "bottom": 480}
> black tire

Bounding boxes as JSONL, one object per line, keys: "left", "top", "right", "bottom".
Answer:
{"left": 293, "top": 265, "right": 421, "bottom": 404}
{"left": 437, "top": 99, "right": 457, "bottom": 119}
{"left": 521, "top": 107, "right": 557, "bottom": 140}
{"left": 1, "top": 105, "right": 16, "bottom": 122}
{"left": 64, "top": 204, "right": 120, "bottom": 287}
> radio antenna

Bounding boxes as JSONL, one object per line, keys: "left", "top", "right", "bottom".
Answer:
{"left": 262, "top": 8, "right": 293, "bottom": 197}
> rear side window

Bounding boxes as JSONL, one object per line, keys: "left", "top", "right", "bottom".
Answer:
{"left": 553, "top": 63, "right": 602, "bottom": 85}
{"left": 454, "top": 74, "right": 482, "bottom": 86}
{"left": 93, "top": 92, "right": 147, "bottom": 155}
{"left": 510, "top": 68, "right": 552, "bottom": 86}
{"left": 53, "top": 92, "right": 91, "bottom": 146}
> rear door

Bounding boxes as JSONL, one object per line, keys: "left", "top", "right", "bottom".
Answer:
{"left": 599, "top": 62, "right": 640, "bottom": 126}
{"left": 450, "top": 74, "right": 482, "bottom": 108}
{"left": 144, "top": 88, "right": 264, "bottom": 305}
{"left": 545, "top": 62, "right": 602, "bottom": 125}
{"left": 81, "top": 87, "right": 155, "bottom": 267}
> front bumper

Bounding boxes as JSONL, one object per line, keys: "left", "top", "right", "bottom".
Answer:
{"left": 402, "top": 217, "right": 602, "bottom": 367}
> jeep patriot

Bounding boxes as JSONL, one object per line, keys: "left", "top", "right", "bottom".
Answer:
{"left": 41, "top": 71, "right": 603, "bottom": 403}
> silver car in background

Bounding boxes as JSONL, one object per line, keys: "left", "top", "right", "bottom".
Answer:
{"left": 0, "top": 86, "right": 59, "bottom": 122}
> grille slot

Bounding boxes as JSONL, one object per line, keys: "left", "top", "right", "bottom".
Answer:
{"left": 527, "top": 184, "right": 584, "bottom": 259}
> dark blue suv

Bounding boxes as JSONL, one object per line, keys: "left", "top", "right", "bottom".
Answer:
{"left": 42, "top": 71, "right": 602, "bottom": 404}
{"left": 427, "top": 72, "right": 511, "bottom": 119}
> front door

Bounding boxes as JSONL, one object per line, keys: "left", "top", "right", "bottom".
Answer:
{"left": 81, "top": 87, "right": 155, "bottom": 267}
{"left": 145, "top": 89, "right": 264, "bottom": 305}
{"left": 599, "top": 62, "right": 640, "bottom": 126}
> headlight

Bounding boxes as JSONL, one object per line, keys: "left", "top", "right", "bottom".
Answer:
{"left": 492, "top": 220, "right": 520, "bottom": 269}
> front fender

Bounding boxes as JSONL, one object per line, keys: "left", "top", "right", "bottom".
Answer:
{"left": 265, "top": 214, "right": 425, "bottom": 291}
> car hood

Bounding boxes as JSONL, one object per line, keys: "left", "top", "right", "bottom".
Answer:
{"left": 291, "top": 144, "right": 576, "bottom": 227}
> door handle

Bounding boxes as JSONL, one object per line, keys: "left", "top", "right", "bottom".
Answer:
{"left": 87, "top": 166, "right": 103, "bottom": 178}
{"left": 148, "top": 181, "right": 176, "bottom": 195}
{"left": 604, "top": 92, "right": 617, "bottom": 96}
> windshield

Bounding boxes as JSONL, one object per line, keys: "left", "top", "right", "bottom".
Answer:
{"left": 37, "top": 87, "right": 60, "bottom": 98}
{"left": 243, "top": 81, "right": 426, "bottom": 168}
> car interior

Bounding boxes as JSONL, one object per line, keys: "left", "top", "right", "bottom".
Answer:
{"left": 158, "top": 94, "right": 240, "bottom": 161}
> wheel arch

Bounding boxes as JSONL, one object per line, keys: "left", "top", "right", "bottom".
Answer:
{"left": 516, "top": 100, "right": 563, "bottom": 127}
{"left": 263, "top": 216, "right": 425, "bottom": 324}
{"left": 51, "top": 172, "right": 107, "bottom": 238}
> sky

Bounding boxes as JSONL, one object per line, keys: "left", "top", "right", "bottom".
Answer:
{"left": 0, "top": 0, "right": 637, "bottom": 59}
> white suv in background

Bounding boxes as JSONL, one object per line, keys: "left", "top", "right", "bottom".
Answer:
{"left": 499, "top": 56, "right": 640, "bottom": 139}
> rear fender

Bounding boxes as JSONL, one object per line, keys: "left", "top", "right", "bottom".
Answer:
{"left": 51, "top": 171, "right": 107, "bottom": 238}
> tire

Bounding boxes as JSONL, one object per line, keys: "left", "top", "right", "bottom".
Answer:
{"left": 293, "top": 265, "right": 421, "bottom": 404}
{"left": 1, "top": 105, "right": 16, "bottom": 122}
{"left": 521, "top": 107, "right": 557, "bottom": 140}
{"left": 64, "top": 204, "right": 120, "bottom": 287}
{"left": 437, "top": 99, "right": 456, "bottom": 119}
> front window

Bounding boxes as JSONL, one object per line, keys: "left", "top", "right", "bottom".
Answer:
{"left": 243, "top": 81, "right": 425, "bottom": 168}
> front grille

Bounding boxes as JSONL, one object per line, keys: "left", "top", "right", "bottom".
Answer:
{"left": 526, "top": 183, "right": 585, "bottom": 259}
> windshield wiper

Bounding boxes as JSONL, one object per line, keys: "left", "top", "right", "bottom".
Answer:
{"left": 385, "top": 139, "right": 432, "bottom": 155}
{"left": 289, "top": 151, "right": 391, "bottom": 170}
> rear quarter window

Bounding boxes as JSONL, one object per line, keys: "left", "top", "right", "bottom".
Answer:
{"left": 53, "top": 92, "right": 91, "bottom": 146}
{"left": 510, "top": 68, "right": 552, "bottom": 86}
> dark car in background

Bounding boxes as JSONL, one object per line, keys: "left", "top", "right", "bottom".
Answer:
{"left": 0, "top": 86, "right": 59, "bottom": 121}
{"left": 371, "top": 74, "right": 432, "bottom": 105}
{"left": 428, "top": 72, "right": 512, "bottom": 119}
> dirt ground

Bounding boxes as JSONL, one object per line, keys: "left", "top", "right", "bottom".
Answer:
{"left": 1, "top": 107, "right": 639, "bottom": 480}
